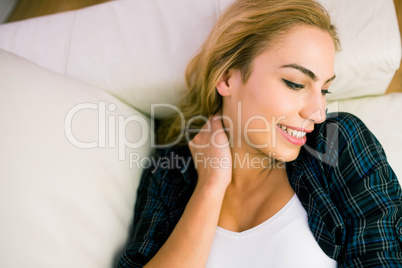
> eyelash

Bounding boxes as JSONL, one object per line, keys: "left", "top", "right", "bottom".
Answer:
{"left": 321, "top": 89, "right": 332, "bottom": 96}
{"left": 282, "top": 79, "right": 332, "bottom": 96}
{"left": 282, "top": 79, "right": 304, "bottom": 91}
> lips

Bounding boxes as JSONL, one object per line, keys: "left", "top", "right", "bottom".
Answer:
{"left": 277, "top": 124, "right": 307, "bottom": 138}
{"left": 277, "top": 124, "right": 310, "bottom": 146}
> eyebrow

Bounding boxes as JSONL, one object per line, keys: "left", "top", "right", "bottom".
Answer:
{"left": 281, "top": 64, "right": 336, "bottom": 84}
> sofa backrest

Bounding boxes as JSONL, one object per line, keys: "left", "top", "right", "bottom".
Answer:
{"left": 0, "top": 0, "right": 400, "bottom": 118}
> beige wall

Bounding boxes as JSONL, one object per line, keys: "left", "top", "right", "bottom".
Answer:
{"left": 386, "top": 0, "right": 402, "bottom": 94}
{"left": 7, "top": 0, "right": 113, "bottom": 22}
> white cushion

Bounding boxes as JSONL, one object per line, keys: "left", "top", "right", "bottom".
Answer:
{"left": 0, "top": 0, "right": 400, "bottom": 117}
{"left": 320, "top": 0, "right": 402, "bottom": 101}
{"left": 0, "top": 49, "right": 152, "bottom": 268}
{"left": 327, "top": 93, "right": 402, "bottom": 184}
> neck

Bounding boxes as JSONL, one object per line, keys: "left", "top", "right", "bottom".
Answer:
{"left": 221, "top": 109, "right": 286, "bottom": 189}
{"left": 229, "top": 145, "right": 285, "bottom": 190}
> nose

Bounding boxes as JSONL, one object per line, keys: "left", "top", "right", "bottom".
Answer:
{"left": 299, "top": 90, "right": 327, "bottom": 124}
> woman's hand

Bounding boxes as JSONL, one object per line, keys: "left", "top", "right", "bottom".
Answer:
{"left": 145, "top": 114, "right": 232, "bottom": 268}
{"left": 188, "top": 113, "right": 232, "bottom": 190}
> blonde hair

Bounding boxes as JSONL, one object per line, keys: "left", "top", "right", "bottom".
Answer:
{"left": 159, "top": 0, "right": 340, "bottom": 145}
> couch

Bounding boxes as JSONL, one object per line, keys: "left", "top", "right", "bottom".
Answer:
{"left": 0, "top": 0, "right": 401, "bottom": 267}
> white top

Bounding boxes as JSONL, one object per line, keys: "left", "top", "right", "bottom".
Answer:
{"left": 206, "top": 194, "right": 337, "bottom": 268}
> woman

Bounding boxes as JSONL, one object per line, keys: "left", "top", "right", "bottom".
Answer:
{"left": 119, "top": 0, "right": 402, "bottom": 267}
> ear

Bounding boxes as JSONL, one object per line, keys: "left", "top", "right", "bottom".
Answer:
{"left": 216, "top": 69, "right": 239, "bottom": 97}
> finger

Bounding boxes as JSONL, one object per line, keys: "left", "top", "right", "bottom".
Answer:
{"left": 211, "top": 113, "right": 223, "bottom": 131}
{"left": 211, "top": 127, "right": 229, "bottom": 148}
{"left": 209, "top": 115, "right": 230, "bottom": 148}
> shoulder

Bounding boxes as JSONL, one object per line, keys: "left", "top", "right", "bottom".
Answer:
{"left": 324, "top": 112, "right": 381, "bottom": 150}
{"left": 290, "top": 111, "right": 398, "bottom": 195}
{"left": 309, "top": 112, "right": 379, "bottom": 148}
{"left": 138, "top": 145, "right": 196, "bottom": 198}
{"left": 302, "top": 112, "right": 386, "bottom": 170}
{"left": 120, "top": 146, "right": 196, "bottom": 267}
{"left": 299, "top": 112, "right": 401, "bottom": 200}
{"left": 154, "top": 145, "right": 196, "bottom": 182}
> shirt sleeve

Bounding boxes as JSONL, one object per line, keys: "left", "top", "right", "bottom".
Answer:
{"left": 118, "top": 161, "right": 171, "bottom": 268}
{"left": 327, "top": 113, "right": 402, "bottom": 267}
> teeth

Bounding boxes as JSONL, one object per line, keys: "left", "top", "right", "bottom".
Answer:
{"left": 278, "top": 124, "right": 306, "bottom": 139}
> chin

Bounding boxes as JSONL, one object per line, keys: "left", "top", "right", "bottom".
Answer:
{"left": 270, "top": 147, "right": 301, "bottom": 163}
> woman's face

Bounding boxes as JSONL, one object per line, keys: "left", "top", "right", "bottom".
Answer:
{"left": 218, "top": 25, "right": 336, "bottom": 162}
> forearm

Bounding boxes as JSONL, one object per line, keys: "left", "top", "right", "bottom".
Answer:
{"left": 144, "top": 181, "right": 226, "bottom": 268}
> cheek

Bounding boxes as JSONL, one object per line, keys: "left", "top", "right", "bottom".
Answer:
{"left": 247, "top": 85, "right": 297, "bottom": 121}
{"left": 232, "top": 80, "right": 300, "bottom": 136}
{"left": 239, "top": 94, "right": 287, "bottom": 141}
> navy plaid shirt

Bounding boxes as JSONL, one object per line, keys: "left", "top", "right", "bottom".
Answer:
{"left": 118, "top": 112, "right": 402, "bottom": 267}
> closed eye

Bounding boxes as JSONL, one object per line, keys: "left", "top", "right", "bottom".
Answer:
{"left": 321, "top": 89, "right": 332, "bottom": 96}
{"left": 282, "top": 78, "right": 304, "bottom": 91}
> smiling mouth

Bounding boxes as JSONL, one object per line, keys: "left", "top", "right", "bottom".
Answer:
{"left": 277, "top": 124, "right": 307, "bottom": 138}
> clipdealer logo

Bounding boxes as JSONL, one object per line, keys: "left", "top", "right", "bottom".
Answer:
{"left": 64, "top": 101, "right": 149, "bottom": 161}
{"left": 64, "top": 101, "right": 341, "bottom": 167}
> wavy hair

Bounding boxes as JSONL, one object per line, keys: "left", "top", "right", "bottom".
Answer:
{"left": 159, "top": 0, "right": 340, "bottom": 145}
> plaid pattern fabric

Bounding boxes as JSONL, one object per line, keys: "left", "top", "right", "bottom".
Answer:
{"left": 118, "top": 112, "right": 402, "bottom": 267}
{"left": 287, "top": 113, "right": 402, "bottom": 267}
